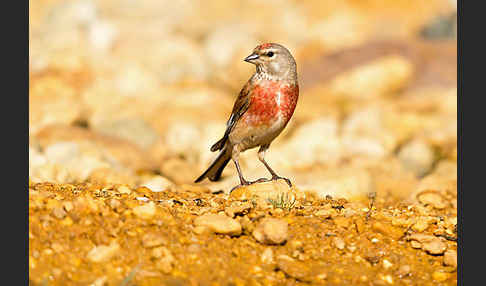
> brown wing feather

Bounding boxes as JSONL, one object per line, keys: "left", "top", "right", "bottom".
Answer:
{"left": 210, "top": 80, "right": 252, "bottom": 152}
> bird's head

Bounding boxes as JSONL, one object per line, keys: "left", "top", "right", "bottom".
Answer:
{"left": 244, "top": 43, "right": 297, "bottom": 81}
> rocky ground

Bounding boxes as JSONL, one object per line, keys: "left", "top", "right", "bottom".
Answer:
{"left": 29, "top": 180, "right": 457, "bottom": 285}
{"left": 29, "top": 0, "right": 457, "bottom": 285}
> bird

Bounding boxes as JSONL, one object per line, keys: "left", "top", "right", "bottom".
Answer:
{"left": 195, "top": 43, "right": 299, "bottom": 191}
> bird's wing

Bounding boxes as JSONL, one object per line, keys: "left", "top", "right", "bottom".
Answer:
{"left": 210, "top": 80, "right": 252, "bottom": 151}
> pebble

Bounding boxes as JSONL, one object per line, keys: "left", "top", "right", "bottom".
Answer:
{"left": 381, "top": 274, "right": 393, "bottom": 284}
{"left": 51, "top": 207, "right": 67, "bottom": 219}
{"left": 142, "top": 233, "right": 167, "bottom": 248}
{"left": 314, "top": 209, "right": 332, "bottom": 218}
{"left": 397, "top": 139, "right": 435, "bottom": 177}
{"left": 372, "top": 221, "right": 405, "bottom": 240}
{"left": 141, "top": 176, "right": 173, "bottom": 192}
{"left": 397, "top": 265, "right": 411, "bottom": 277}
{"left": 382, "top": 259, "right": 393, "bottom": 270}
{"left": 332, "top": 237, "right": 345, "bottom": 250}
{"left": 194, "top": 213, "right": 242, "bottom": 236}
{"left": 417, "top": 190, "right": 446, "bottom": 209}
{"left": 407, "top": 233, "right": 447, "bottom": 254}
{"left": 133, "top": 201, "right": 156, "bottom": 219}
{"left": 408, "top": 233, "right": 434, "bottom": 243}
{"left": 224, "top": 202, "right": 252, "bottom": 218}
{"left": 432, "top": 271, "right": 450, "bottom": 282}
{"left": 252, "top": 218, "right": 288, "bottom": 245}
{"left": 193, "top": 226, "right": 209, "bottom": 235}
{"left": 443, "top": 249, "right": 457, "bottom": 268}
{"left": 107, "top": 199, "right": 122, "bottom": 211}
{"left": 154, "top": 247, "right": 175, "bottom": 274}
{"left": 117, "top": 185, "right": 132, "bottom": 194}
{"left": 87, "top": 242, "right": 120, "bottom": 263}
{"left": 51, "top": 242, "right": 64, "bottom": 252}
{"left": 422, "top": 239, "right": 447, "bottom": 255}
{"left": 260, "top": 248, "right": 274, "bottom": 264}
{"left": 276, "top": 255, "right": 314, "bottom": 283}
{"left": 410, "top": 241, "right": 422, "bottom": 249}
{"left": 411, "top": 219, "right": 429, "bottom": 232}
{"left": 62, "top": 201, "right": 74, "bottom": 212}
{"left": 229, "top": 179, "right": 302, "bottom": 205}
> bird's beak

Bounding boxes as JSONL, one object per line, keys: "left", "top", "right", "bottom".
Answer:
{"left": 244, "top": 53, "right": 259, "bottom": 63}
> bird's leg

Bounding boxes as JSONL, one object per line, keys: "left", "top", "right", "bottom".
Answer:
{"left": 230, "top": 146, "right": 250, "bottom": 193}
{"left": 253, "top": 146, "right": 292, "bottom": 187}
{"left": 234, "top": 158, "right": 249, "bottom": 186}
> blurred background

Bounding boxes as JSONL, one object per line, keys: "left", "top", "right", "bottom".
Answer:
{"left": 29, "top": 0, "right": 457, "bottom": 201}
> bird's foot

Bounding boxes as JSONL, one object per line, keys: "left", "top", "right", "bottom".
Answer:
{"left": 250, "top": 178, "right": 271, "bottom": 184}
{"left": 272, "top": 175, "right": 292, "bottom": 187}
{"left": 250, "top": 176, "right": 292, "bottom": 187}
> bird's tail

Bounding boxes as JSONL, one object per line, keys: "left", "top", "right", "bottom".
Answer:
{"left": 195, "top": 146, "right": 231, "bottom": 183}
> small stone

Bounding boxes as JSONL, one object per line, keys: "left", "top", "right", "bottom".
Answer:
{"left": 151, "top": 247, "right": 164, "bottom": 258}
{"left": 408, "top": 233, "right": 435, "bottom": 243}
{"left": 261, "top": 248, "right": 274, "bottom": 264}
{"left": 252, "top": 218, "right": 288, "bottom": 245}
{"left": 314, "top": 209, "right": 332, "bottom": 218}
{"left": 398, "top": 139, "right": 435, "bottom": 177}
{"left": 108, "top": 199, "right": 122, "bottom": 211}
{"left": 422, "top": 239, "right": 447, "bottom": 255}
{"left": 133, "top": 202, "right": 156, "bottom": 219}
{"left": 347, "top": 245, "right": 357, "bottom": 252}
{"left": 382, "top": 259, "right": 393, "bottom": 270}
{"left": 51, "top": 243, "right": 64, "bottom": 253}
{"left": 224, "top": 202, "right": 252, "bottom": 218}
{"left": 193, "top": 226, "right": 209, "bottom": 235}
{"left": 397, "top": 265, "right": 411, "bottom": 277}
{"left": 432, "top": 271, "right": 450, "bottom": 282}
{"left": 87, "top": 242, "right": 120, "bottom": 263}
{"left": 62, "top": 201, "right": 74, "bottom": 212}
{"left": 51, "top": 207, "right": 67, "bottom": 219}
{"left": 91, "top": 276, "right": 107, "bottom": 286}
{"left": 372, "top": 221, "right": 405, "bottom": 240}
{"left": 155, "top": 247, "right": 175, "bottom": 274}
{"left": 229, "top": 179, "right": 303, "bottom": 204}
{"left": 410, "top": 241, "right": 422, "bottom": 249}
{"left": 417, "top": 190, "right": 447, "bottom": 209}
{"left": 194, "top": 213, "right": 242, "bottom": 236}
{"left": 443, "top": 249, "right": 457, "bottom": 268}
{"left": 276, "top": 255, "right": 314, "bottom": 283}
{"left": 270, "top": 208, "right": 284, "bottom": 216}
{"left": 141, "top": 176, "right": 173, "bottom": 192}
{"left": 382, "top": 274, "right": 393, "bottom": 284}
{"left": 412, "top": 219, "right": 429, "bottom": 232}
{"left": 332, "top": 237, "right": 345, "bottom": 250}
{"left": 117, "top": 185, "right": 132, "bottom": 194}
{"left": 142, "top": 233, "right": 167, "bottom": 248}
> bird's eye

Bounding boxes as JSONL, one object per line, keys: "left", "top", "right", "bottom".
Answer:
{"left": 267, "top": 51, "right": 274, "bottom": 57}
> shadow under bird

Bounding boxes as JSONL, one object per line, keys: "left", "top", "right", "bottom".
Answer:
{"left": 195, "top": 43, "right": 299, "bottom": 191}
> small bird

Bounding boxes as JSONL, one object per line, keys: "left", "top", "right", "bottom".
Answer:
{"left": 195, "top": 43, "right": 299, "bottom": 190}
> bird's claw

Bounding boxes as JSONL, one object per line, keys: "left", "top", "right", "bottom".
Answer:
{"left": 230, "top": 176, "right": 292, "bottom": 193}
{"left": 251, "top": 176, "right": 292, "bottom": 187}
{"left": 274, "top": 176, "right": 292, "bottom": 187}
{"left": 251, "top": 178, "right": 271, "bottom": 184}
